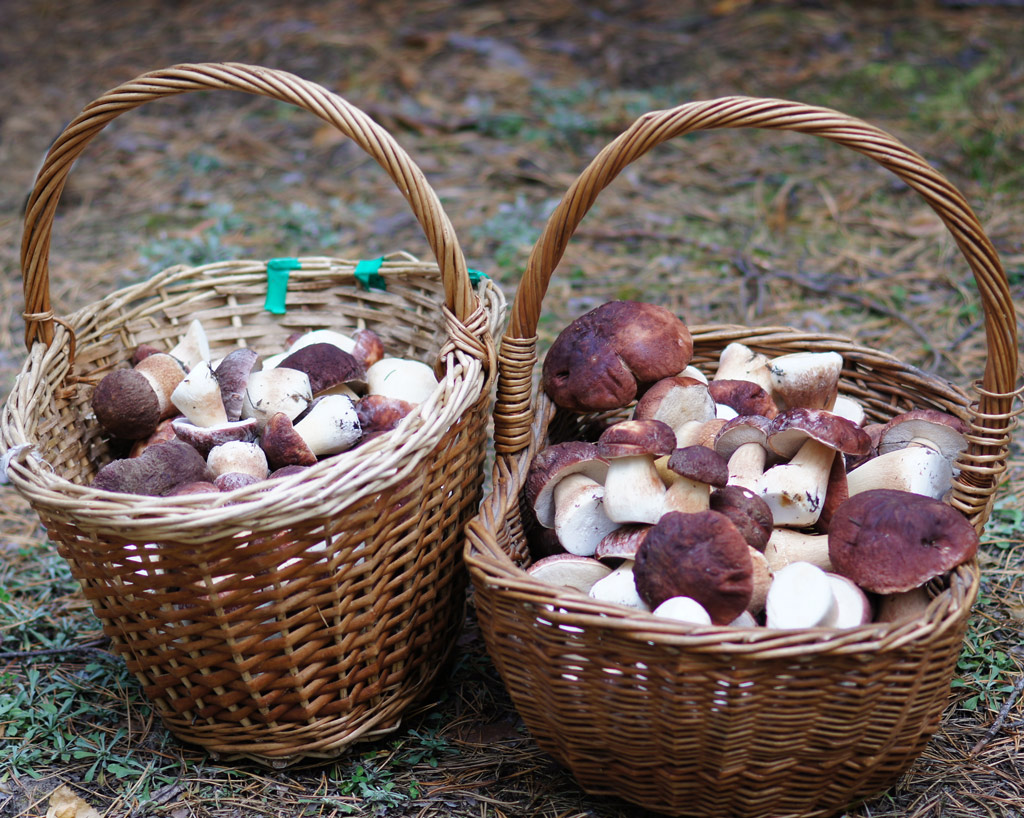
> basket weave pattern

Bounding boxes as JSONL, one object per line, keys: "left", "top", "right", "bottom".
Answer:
{"left": 465, "top": 97, "right": 1020, "bottom": 817}
{"left": 1, "top": 63, "right": 505, "bottom": 764}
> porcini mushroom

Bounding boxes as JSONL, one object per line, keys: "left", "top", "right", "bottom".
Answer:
{"left": 768, "top": 351, "right": 844, "bottom": 411}
{"left": 167, "top": 318, "right": 211, "bottom": 371}
{"left": 91, "top": 353, "right": 186, "bottom": 439}
{"left": 876, "top": 409, "right": 968, "bottom": 475}
{"left": 652, "top": 596, "right": 713, "bottom": 625}
{"left": 713, "top": 342, "right": 773, "bottom": 393}
{"left": 90, "top": 441, "right": 211, "bottom": 496}
{"left": 662, "top": 445, "right": 729, "bottom": 514}
{"left": 525, "top": 441, "right": 609, "bottom": 529}
{"left": 207, "top": 440, "right": 269, "bottom": 480}
{"left": 526, "top": 554, "right": 612, "bottom": 594}
{"left": 366, "top": 357, "right": 438, "bottom": 405}
{"left": 171, "top": 361, "right": 229, "bottom": 428}
{"left": 827, "top": 489, "right": 979, "bottom": 594}
{"left": 765, "top": 561, "right": 837, "bottom": 629}
{"left": 278, "top": 342, "right": 366, "bottom": 396}
{"left": 542, "top": 300, "right": 693, "bottom": 412}
{"left": 596, "top": 419, "right": 676, "bottom": 524}
{"left": 845, "top": 445, "right": 952, "bottom": 500}
{"left": 632, "top": 376, "right": 716, "bottom": 447}
{"left": 588, "top": 561, "right": 649, "bottom": 610}
{"left": 551, "top": 473, "right": 621, "bottom": 557}
{"left": 214, "top": 348, "right": 260, "bottom": 422}
{"left": 241, "top": 367, "right": 313, "bottom": 430}
{"left": 259, "top": 394, "right": 362, "bottom": 469}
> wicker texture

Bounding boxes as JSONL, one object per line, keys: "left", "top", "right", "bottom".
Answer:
{"left": 465, "top": 97, "right": 1020, "bottom": 816}
{"left": 1, "top": 63, "right": 505, "bottom": 765}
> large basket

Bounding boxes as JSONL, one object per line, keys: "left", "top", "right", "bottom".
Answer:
{"left": 0, "top": 63, "right": 506, "bottom": 766}
{"left": 465, "top": 97, "right": 1020, "bottom": 816}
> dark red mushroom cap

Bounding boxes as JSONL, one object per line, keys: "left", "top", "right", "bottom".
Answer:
{"left": 91, "top": 368, "right": 162, "bottom": 440}
{"left": 90, "top": 441, "right": 211, "bottom": 496}
{"left": 355, "top": 394, "right": 416, "bottom": 436}
{"left": 827, "top": 489, "right": 979, "bottom": 594}
{"left": 214, "top": 348, "right": 260, "bottom": 422}
{"left": 709, "top": 484, "right": 774, "bottom": 550}
{"left": 278, "top": 342, "right": 366, "bottom": 395}
{"left": 595, "top": 524, "right": 651, "bottom": 560}
{"left": 666, "top": 446, "right": 729, "bottom": 487}
{"left": 260, "top": 412, "right": 318, "bottom": 470}
{"left": 524, "top": 441, "right": 608, "bottom": 528}
{"left": 596, "top": 419, "right": 676, "bottom": 459}
{"left": 708, "top": 379, "right": 779, "bottom": 419}
{"left": 767, "top": 408, "right": 873, "bottom": 460}
{"left": 633, "top": 510, "right": 754, "bottom": 625}
{"left": 542, "top": 301, "right": 693, "bottom": 412}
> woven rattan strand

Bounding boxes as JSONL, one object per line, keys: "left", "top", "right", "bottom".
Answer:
{"left": 1, "top": 63, "right": 506, "bottom": 766}
{"left": 465, "top": 97, "right": 1020, "bottom": 817}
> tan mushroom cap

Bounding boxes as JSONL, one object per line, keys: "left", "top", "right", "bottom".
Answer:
{"left": 525, "top": 441, "right": 609, "bottom": 528}
{"left": 827, "top": 488, "right": 979, "bottom": 594}
{"left": 542, "top": 300, "right": 693, "bottom": 412}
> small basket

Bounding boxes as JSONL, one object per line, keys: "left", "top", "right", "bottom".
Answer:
{"left": 465, "top": 97, "right": 1020, "bottom": 817}
{"left": 1, "top": 63, "right": 506, "bottom": 766}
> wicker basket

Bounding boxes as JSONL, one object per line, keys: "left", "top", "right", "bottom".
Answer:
{"left": 0, "top": 63, "right": 506, "bottom": 766}
{"left": 465, "top": 97, "right": 1020, "bottom": 817}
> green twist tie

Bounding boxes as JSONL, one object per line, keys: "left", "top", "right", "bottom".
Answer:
{"left": 265, "top": 258, "right": 301, "bottom": 314}
{"left": 354, "top": 257, "right": 386, "bottom": 291}
{"left": 468, "top": 268, "right": 489, "bottom": 285}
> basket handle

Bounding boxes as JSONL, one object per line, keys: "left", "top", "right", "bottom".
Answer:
{"left": 20, "top": 62, "right": 480, "bottom": 350}
{"left": 493, "top": 96, "right": 1019, "bottom": 499}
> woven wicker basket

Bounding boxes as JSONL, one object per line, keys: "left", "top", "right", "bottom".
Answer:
{"left": 465, "top": 97, "right": 1020, "bottom": 817}
{"left": 0, "top": 63, "right": 506, "bottom": 766}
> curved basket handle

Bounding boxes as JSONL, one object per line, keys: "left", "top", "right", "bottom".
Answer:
{"left": 21, "top": 62, "right": 478, "bottom": 350}
{"left": 493, "top": 96, "right": 1019, "bottom": 503}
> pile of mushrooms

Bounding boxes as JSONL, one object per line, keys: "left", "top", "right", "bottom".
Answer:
{"left": 525, "top": 300, "right": 979, "bottom": 629}
{"left": 88, "top": 319, "right": 440, "bottom": 496}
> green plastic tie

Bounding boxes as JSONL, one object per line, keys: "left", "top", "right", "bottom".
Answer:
{"left": 468, "top": 268, "right": 489, "bottom": 285}
{"left": 354, "top": 257, "right": 386, "bottom": 291}
{"left": 265, "top": 258, "right": 301, "bottom": 314}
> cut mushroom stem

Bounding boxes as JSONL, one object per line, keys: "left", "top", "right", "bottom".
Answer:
{"left": 167, "top": 318, "right": 211, "bottom": 371}
{"left": 652, "top": 596, "right": 712, "bottom": 625}
{"left": 765, "top": 561, "right": 837, "bottom": 629}
{"left": 552, "top": 473, "right": 621, "bottom": 557}
{"left": 768, "top": 351, "right": 843, "bottom": 411}
{"left": 588, "top": 560, "right": 649, "bottom": 610}
{"left": 171, "top": 361, "right": 229, "bottom": 427}
{"left": 763, "top": 529, "right": 832, "bottom": 572}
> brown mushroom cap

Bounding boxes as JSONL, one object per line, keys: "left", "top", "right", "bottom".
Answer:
{"left": 525, "top": 441, "right": 608, "bottom": 528}
{"left": 172, "top": 417, "right": 259, "bottom": 457}
{"left": 278, "top": 342, "right": 366, "bottom": 395}
{"left": 877, "top": 409, "right": 969, "bottom": 468}
{"left": 596, "top": 419, "right": 677, "bottom": 460}
{"left": 767, "top": 408, "right": 873, "bottom": 460}
{"left": 827, "top": 489, "right": 979, "bottom": 594}
{"left": 594, "top": 524, "right": 651, "bottom": 560}
{"left": 90, "top": 441, "right": 211, "bottom": 496}
{"left": 542, "top": 301, "right": 693, "bottom": 412}
{"left": 351, "top": 328, "right": 385, "bottom": 370}
{"left": 92, "top": 368, "right": 163, "bottom": 440}
{"left": 260, "top": 411, "right": 318, "bottom": 470}
{"left": 666, "top": 445, "right": 729, "bottom": 487}
{"left": 713, "top": 414, "right": 772, "bottom": 460}
{"left": 633, "top": 510, "right": 754, "bottom": 625}
{"left": 214, "top": 348, "right": 260, "bottom": 422}
{"left": 355, "top": 394, "right": 416, "bottom": 436}
{"left": 708, "top": 379, "right": 779, "bottom": 419}
{"left": 709, "top": 484, "right": 774, "bottom": 551}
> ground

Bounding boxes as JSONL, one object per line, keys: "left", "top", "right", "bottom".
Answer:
{"left": 0, "top": 1, "right": 1022, "bottom": 816}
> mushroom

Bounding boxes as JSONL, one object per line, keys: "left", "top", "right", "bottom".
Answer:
{"left": 827, "top": 489, "right": 979, "bottom": 594}
{"left": 757, "top": 408, "right": 871, "bottom": 527}
{"left": 747, "top": 547, "right": 773, "bottom": 615}
{"left": 259, "top": 394, "right": 362, "bottom": 469}
{"left": 128, "top": 415, "right": 181, "bottom": 458}
{"left": 632, "top": 510, "right": 754, "bottom": 625}
{"left": 875, "top": 586, "right": 933, "bottom": 623}
{"left": 207, "top": 440, "right": 270, "bottom": 480}
{"left": 765, "top": 561, "right": 837, "bottom": 629}
{"left": 594, "top": 524, "right": 651, "bottom": 561}
{"left": 91, "top": 353, "right": 187, "bottom": 439}
{"left": 261, "top": 328, "right": 358, "bottom": 370}
{"left": 826, "top": 573, "right": 873, "bottom": 628}
{"left": 167, "top": 318, "right": 211, "bottom": 371}
{"left": 632, "top": 376, "right": 716, "bottom": 448}
{"left": 588, "top": 561, "right": 649, "bottom": 610}
{"left": 214, "top": 348, "right": 260, "bottom": 422}
{"left": 351, "top": 328, "right": 385, "bottom": 370}
{"left": 215, "top": 471, "right": 264, "bottom": 492}
{"left": 241, "top": 367, "right": 313, "bottom": 430}
{"left": 542, "top": 300, "right": 693, "bottom": 412}
{"left": 365, "top": 357, "right": 438, "bottom": 405}
{"left": 652, "top": 596, "right": 712, "bottom": 625}
{"left": 768, "top": 350, "right": 844, "bottom": 411}
{"left": 845, "top": 445, "right": 952, "bottom": 500}
{"left": 551, "top": 473, "right": 621, "bottom": 557}
{"left": 662, "top": 445, "right": 729, "bottom": 514}
{"left": 171, "top": 416, "right": 259, "bottom": 457}
{"left": 90, "top": 440, "right": 211, "bottom": 496}
{"left": 596, "top": 419, "right": 676, "bottom": 524}
{"left": 709, "top": 484, "right": 774, "bottom": 551}
{"left": 763, "top": 528, "right": 832, "bottom": 572}
{"left": 713, "top": 414, "right": 773, "bottom": 491}
{"left": 355, "top": 394, "right": 416, "bottom": 440}
{"left": 707, "top": 379, "right": 778, "bottom": 420}
{"left": 278, "top": 342, "right": 366, "bottom": 396}
{"left": 171, "top": 361, "right": 229, "bottom": 428}
{"left": 525, "top": 441, "right": 609, "bottom": 529}
{"left": 713, "top": 342, "right": 773, "bottom": 393}
{"left": 526, "top": 554, "right": 612, "bottom": 594}
{"left": 876, "top": 409, "right": 968, "bottom": 475}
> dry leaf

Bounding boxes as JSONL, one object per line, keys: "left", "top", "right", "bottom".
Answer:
{"left": 46, "top": 785, "right": 103, "bottom": 818}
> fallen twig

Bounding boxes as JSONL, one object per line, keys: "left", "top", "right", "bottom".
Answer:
{"left": 0, "top": 637, "right": 113, "bottom": 662}
{"left": 970, "top": 673, "right": 1024, "bottom": 755}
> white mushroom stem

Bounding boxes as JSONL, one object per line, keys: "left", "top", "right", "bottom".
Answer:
{"left": 527, "top": 554, "right": 612, "bottom": 594}
{"left": 652, "top": 596, "right": 712, "bottom": 625}
{"left": 171, "top": 361, "right": 228, "bottom": 427}
{"left": 168, "top": 318, "right": 211, "bottom": 370}
{"left": 765, "top": 561, "right": 838, "bottom": 629}
{"left": 768, "top": 351, "right": 843, "bottom": 411}
{"left": 552, "top": 474, "right": 621, "bottom": 557}
{"left": 727, "top": 443, "right": 767, "bottom": 491}
{"left": 292, "top": 395, "right": 361, "bottom": 456}
{"left": 845, "top": 446, "right": 952, "bottom": 500}
{"left": 747, "top": 547, "right": 772, "bottom": 615}
{"left": 674, "top": 419, "right": 709, "bottom": 448}
{"left": 832, "top": 395, "right": 867, "bottom": 427}
{"left": 588, "top": 560, "right": 649, "bottom": 610}
{"left": 366, "top": 357, "right": 438, "bottom": 405}
{"left": 826, "top": 574, "right": 873, "bottom": 628}
{"left": 763, "top": 529, "right": 832, "bottom": 572}
{"left": 242, "top": 368, "right": 312, "bottom": 430}
{"left": 757, "top": 438, "right": 835, "bottom": 527}
{"left": 714, "top": 342, "right": 773, "bottom": 392}
{"left": 602, "top": 455, "right": 668, "bottom": 524}
{"left": 662, "top": 475, "right": 711, "bottom": 514}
